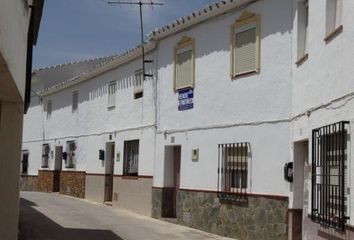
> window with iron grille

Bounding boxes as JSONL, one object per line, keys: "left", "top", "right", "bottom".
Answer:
{"left": 108, "top": 81, "right": 117, "bottom": 108}
{"left": 123, "top": 140, "right": 139, "bottom": 176}
{"left": 217, "top": 142, "right": 249, "bottom": 201}
{"left": 66, "top": 141, "right": 76, "bottom": 168}
{"left": 312, "top": 121, "right": 349, "bottom": 231}
{"left": 22, "top": 150, "right": 29, "bottom": 174}
{"left": 42, "top": 144, "right": 50, "bottom": 168}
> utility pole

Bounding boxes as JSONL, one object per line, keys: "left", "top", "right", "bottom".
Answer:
{"left": 104, "top": 1, "right": 163, "bottom": 80}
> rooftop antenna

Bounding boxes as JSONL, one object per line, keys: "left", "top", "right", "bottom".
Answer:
{"left": 104, "top": 0, "right": 163, "bottom": 80}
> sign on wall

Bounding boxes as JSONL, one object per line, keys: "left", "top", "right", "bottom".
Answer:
{"left": 178, "top": 88, "right": 194, "bottom": 111}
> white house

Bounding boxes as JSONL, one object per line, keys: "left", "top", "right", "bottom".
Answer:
{"left": 0, "top": 0, "right": 43, "bottom": 239}
{"left": 21, "top": 0, "right": 354, "bottom": 239}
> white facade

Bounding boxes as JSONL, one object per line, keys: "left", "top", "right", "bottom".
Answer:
{"left": 22, "top": 0, "right": 354, "bottom": 239}
{"left": 0, "top": 0, "right": 43, "bottom": 239}
{"left": 153, "top": 0, "right": 293, "bottom": 197}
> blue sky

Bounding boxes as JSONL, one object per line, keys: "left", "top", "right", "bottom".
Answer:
{"left": 33, "top": 0, "right": 218, "bottom": 69}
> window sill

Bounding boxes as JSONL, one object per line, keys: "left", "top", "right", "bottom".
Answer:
{"left": 231, "top": 70, "right": 258, "bottom": 80}
{"left": 324, "top": 25, "right": 343, "bottom": 43}
{"left": 295, "top": 53, "right": 309, "bottom": 66}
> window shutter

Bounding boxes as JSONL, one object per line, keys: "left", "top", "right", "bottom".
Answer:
{"left": 176, "top": 49, "right": 193, "bottom": 90}
{"left": 134, "top": 71, "right": 143, "bottom": 93}
{"left": 234, "top": 27, "right": 256, "bottom": 74}
{"left": 47, "top": 100, "right": 52, "bottom": 119}
{"left": 108, "top": 82, "right": 117, "bottom": 108}
{"left": 72, "top": 91, "right": 78, "bottom": 112}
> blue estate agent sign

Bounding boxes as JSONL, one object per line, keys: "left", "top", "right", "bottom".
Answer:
{"left": 178, "top": 88, "right": 194, "bottom": 111}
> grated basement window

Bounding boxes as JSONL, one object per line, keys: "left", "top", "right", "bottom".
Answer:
{"left": 311, "top": 121, "right": 349, "bottom": 231}
{"left": 217, "top": 142, "right": 249, "bottom": 202}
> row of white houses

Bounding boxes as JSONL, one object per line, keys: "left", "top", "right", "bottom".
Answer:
{"left": 21, "top": 0, "right": 354, "bottom": 239}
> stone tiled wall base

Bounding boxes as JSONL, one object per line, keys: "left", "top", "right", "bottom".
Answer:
{"left": 37, "top": 170, "right": 60, "bottom": 192}
{"left": 60, "top": 171, "right": 85, "bottom": 198}
{"left": 20, "top": 175, "right": 38, "bottom": 191}
{"left": 152, "top": 188, "right": 163, "bottom": 218}
{"left": 37, "top": 170, "right": 54, "bottom": 192}
{"left": 153, "top": 189, "right": 288, "bottom": 240}
{"left": 152, "top": 187, "right": 175, "bottom": 218}
{"left": 302, "top": 214, "right": 354, "bottom": 240}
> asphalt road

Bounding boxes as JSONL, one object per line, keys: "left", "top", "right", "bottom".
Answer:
{"left": 19, "top": 192, "right": 233, "bottom": 240}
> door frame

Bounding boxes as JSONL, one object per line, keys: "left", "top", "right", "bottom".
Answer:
{"left": 104, "top": 142, "right": 115, "bottom": 202}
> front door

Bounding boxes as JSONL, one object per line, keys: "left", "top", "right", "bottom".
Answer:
{"left": 172, "top": 146, "right": 181, "bottom": 217}
{"left": 53, "top": 146, "right": 63, "bottom": 192}
{"left": 104, "top": 143, "right": 115, "bottom": 202}
{"left": 292, "top": 141, "right": 308, "bottom": 240}
{"left": 162, "top": 145, "right": 181, "bottom": 218}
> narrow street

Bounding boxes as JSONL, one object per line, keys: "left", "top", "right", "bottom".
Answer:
{"left": 19, "top": 192, "right": 232, "bottom": 240}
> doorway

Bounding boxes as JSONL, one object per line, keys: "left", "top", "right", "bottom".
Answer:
{"left": 54, "top": 146, "right": 62, "bottom": 171}
{"left": 291, "top": 140, "right": 309, "bottom": 240}
{"left": 104, "top": 142, "right": 115, "bottom": 202}
{"left": 162, "top": 145, "right": 181, "bottom": 218}
{"left": 53, "top": 146, "right": 62, "bottom": 192}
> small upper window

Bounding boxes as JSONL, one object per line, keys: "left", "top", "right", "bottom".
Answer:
{"left": 174, "top": 36, "right": 195, "bottom": 91}
{"left": 325, "top": 0, "right": 342, "bottom": 38}
{"left": 231, "top": 11, "right": 260, "bottom": 78}
{"left": 297, "top": 0, "right": 309, "bottom": 62}
{"left": 134, "top": 70, "right": 144, "bottom": 99}
{"left": 46, "top": 100, "right": 52, "bottom": 120}
{"left": 72, "top": 91, "right": 78, "bottom": 113}
{"left": 108, "top": 81, "right": 117, "bottom": 108}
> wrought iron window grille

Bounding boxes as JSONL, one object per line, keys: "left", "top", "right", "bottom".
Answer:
{"left": 311, "top": 121, "right": 350, "bottom": 231}
{"left": 217, "top": 142, "right": 250, "bottom": 203}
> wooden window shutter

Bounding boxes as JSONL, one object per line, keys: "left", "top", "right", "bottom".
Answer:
{"left": 234, "top": 27, "right": 257, "bottom": 75}
{"left": 176, "top": 49, "right": 193, "bottom": 90}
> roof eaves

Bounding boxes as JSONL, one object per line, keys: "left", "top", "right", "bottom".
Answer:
{"left": 148, "top": 0, "right": 256, "bottom": 41}
{"left": 38, "top": 41, "right": 156, "bottom": 96}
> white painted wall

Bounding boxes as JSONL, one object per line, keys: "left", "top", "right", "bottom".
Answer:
{"left": 154, "top": 0, "right": 293, "bottom": 196}
{"left": 0, "top": 0, "right": 31, "bottom": 100}
{"left": 291, "top": 0, "right": 354, "bottom": 230}
{"left": 23, "top": 53, "right": 157, "bottom": 175}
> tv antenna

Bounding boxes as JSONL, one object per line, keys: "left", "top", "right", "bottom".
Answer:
{"left": 103, "top": 1, "right": 163, "bottom": 80}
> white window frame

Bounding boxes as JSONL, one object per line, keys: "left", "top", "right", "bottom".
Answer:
{"left": 134, "top": 70, "right": 144, "bottom": 99}
{"left": 173, "top": 36, "right": 195, "bottom": 91}
{"left": 46, "top": 100, "right": 52, "bottom": 120}
{"left": 72, "top": 91, "right": 78, "bottom": 113}
{"left": 297, "top": 0, "right": 309, "bottom": 62}
{"left": 325, "top": 0, "right": 343, "bottom": 40}
{"left": 108, "top": 81, "right": 117, "bottom": 108}
{"left": 230, "top": 11, "right": 260, "bottom": 78}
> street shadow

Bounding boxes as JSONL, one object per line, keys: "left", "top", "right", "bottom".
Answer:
{"left": 19, "top": 198, "right": 123, "bottom": 240}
